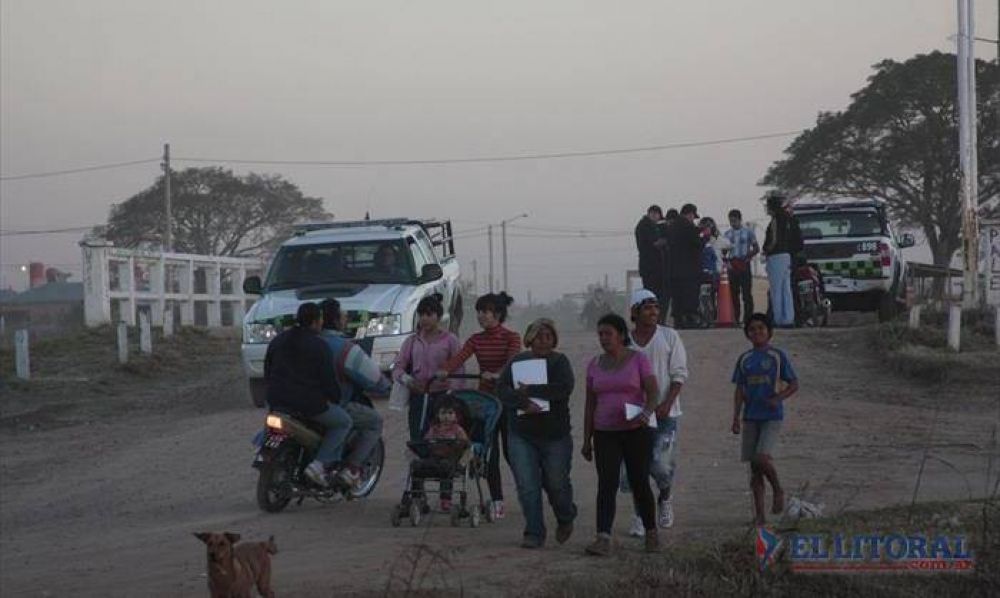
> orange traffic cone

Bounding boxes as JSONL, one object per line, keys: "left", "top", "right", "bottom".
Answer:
{"left": 716, "top": 267, "right": 735, "bottom": 327}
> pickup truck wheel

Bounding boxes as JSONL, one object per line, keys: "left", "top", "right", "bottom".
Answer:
{"left": 449, "top": 294, "right": 464, "bottom": 334}
{"left": 249, "top": 378, "right": 267, "bottom": 408}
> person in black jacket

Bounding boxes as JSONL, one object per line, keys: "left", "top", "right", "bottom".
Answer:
{"left": 635, "top": 206, "right": 668, "bottom": 318}
{"left": 762, "top": 192, "right": 804, "bottom": 327}
{"left": 497, "top": 318, "right": 577, "bottom": 549}
{"left": 668, "top": 203, "right": 706, "bottom": 328}
{"left": 264, "top": 302, "right": 351, "bottom": 487}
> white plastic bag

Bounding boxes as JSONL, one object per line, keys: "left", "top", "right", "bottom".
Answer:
{"left": 388, "top": 381, "right": 410, "bottom": 412}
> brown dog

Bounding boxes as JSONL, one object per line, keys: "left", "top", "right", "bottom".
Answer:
{"left": 194, "top": 532, "right": 277, "bottom": 598}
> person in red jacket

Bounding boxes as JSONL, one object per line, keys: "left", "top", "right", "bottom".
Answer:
{"left": 437, "top": 292, "right": 521, "bottom": 520}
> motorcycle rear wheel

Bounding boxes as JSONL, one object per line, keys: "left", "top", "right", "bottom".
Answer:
{"left": 349, "top": 439, "right": 385, "bottom": 499}
{"left": 256, "top": 451, "right": 295, "bottom": 513}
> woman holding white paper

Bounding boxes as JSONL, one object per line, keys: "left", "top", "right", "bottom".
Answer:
{"left": 581, "top": 313, "right": 660, "bottom": 556}
{"left": 497, "top": 318, "right": 577, "bottom": 549}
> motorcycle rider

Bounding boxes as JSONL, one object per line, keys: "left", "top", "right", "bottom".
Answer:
{"left": 319, "top": 299, "right": 390, "bottom": 489}
{"left": 264, "top": 302, "right": 351, "bottom": 488}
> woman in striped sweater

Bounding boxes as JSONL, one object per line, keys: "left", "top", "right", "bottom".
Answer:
{"left": 437, "top": 292, "right": 521, "bottom": 520}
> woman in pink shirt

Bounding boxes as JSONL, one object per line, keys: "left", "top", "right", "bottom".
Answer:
{"left": 582, "top": 313, "right": 660, "bottom": 556}
{"left": 393, "top": 294, "right": 462, "bottom": 441}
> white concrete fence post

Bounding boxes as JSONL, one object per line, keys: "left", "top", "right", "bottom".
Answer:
{"left": 14, "top": 329, "right": 30, "bottom": 380}
{"left": 947, "top": 303, "right": 962, "bottom": 352}
{"left": 139, "top": 312, "right": 152, "bottom": 355}
{"left": 117, "top": 322, "right": 129, "bottom": 364}
{"left": 163, "top": 308, "right": 175, "bottom": 338}
{"left": 908, "top": 304, "right": 922, "bottom": 330}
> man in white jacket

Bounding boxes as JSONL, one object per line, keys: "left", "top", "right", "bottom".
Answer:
{"left": 623, "top": 288, "right": 689, "bottom": 535}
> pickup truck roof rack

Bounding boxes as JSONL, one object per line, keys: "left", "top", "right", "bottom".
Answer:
{"left": 292, "top": 219, "right": 412, "bottom": 234}
{"left": 793, "top": 197, "right": 885, "bottom": 211}
{"left": 291, "top": 218, "right": 457, "bottom": 260}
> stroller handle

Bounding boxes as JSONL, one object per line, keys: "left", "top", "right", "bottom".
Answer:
{"left": 422, "top": 373, "right": 483, "bottom": 394}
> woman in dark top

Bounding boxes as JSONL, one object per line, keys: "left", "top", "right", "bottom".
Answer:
{"left": 497, "top": 318, "right": 577, "bottom": 549}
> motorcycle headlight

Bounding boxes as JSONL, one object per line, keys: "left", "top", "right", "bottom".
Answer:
{"left": 245, "top": 322, "right": 278, "bottom": 344}
{"left": 364, "top": 314, "right": 402, "bottom": 337}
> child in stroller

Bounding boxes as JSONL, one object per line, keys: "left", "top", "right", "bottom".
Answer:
{"left": 392, "top": 390, "right": 502, "bottom": 528}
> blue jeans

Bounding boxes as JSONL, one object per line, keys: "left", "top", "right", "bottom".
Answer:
{"left": 310, "top": 403, "right": 353, "bottom": 465}
{"left": 507, "top": 431, "right": 577, "bottom": 541}
{"left": 620, "top": 416, "right": 679, "bottom": 500}
{"left": 766, "top": 253, "right": 794, "bottom": 326}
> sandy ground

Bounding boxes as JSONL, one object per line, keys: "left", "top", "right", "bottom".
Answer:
{"left": 1, "top": 322, "right": 997, "bottom": 597}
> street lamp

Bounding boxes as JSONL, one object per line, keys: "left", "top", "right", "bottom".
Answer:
{"left": 500, "top": 213, "right": 528, "bottom": 292}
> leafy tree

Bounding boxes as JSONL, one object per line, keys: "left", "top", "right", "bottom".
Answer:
{"left": 762, "top": 51, "right": 999, "bottom": 266}
{"left": 98, "top": 167, "right": 331, "bottom": 256}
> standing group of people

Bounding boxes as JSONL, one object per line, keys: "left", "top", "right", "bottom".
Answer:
{"left": 635, "top": 203, "right": 760, "bottom": 328}
{"left": 636, "top": 192, "right": 805, "bottom": 329}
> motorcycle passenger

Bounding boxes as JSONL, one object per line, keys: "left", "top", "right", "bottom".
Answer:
{"left": 264, "top": 302, "right": 351, "bottom": 488}
{"left": 319, "top": 299, "right": 390, "bottom": 489}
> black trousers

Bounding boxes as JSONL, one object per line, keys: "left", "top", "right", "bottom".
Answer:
{"left": 670, "top": 276, "right": 700, "bottom": 324}
{"left": 593, "top": 429, "right": 655, "bottom": 534}
{"left": 729, "top": 268, "right": 754, "bottom": 323}
{"left": 486, "top": 412, "right": 511, "bottom": 501}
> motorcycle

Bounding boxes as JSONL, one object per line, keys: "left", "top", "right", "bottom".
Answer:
{"left": 252, "top": 411, "right": 385, "bottom": 512}
{"left": 697, "top": 272, "right": 718, "bottom": 328}
{"left": 793, "top": 263, "right": 831, "bottom": 327}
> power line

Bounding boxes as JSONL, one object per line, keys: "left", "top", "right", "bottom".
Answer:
{"left": 171, "top": 130, "right": 802, "bottom": 167}
{"left": 0, "top": 158, "right": 159, "bottom": 181}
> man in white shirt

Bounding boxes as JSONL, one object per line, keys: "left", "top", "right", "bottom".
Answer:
{"left": 623, "top": 288, "right": 689, "bottom": 535}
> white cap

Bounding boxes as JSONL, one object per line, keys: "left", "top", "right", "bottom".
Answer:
{"left": 630, "top": 288, "right": 658, "bottom": 309}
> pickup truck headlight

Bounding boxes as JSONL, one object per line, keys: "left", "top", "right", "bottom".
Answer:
{"left": 364, "top": 314, "right": 402, "bottom": 337}
{"left": 245, "top": 322, "right": 278, "bottom": 344}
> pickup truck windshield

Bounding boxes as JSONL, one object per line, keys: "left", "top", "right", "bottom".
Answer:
{"left": 264, "top": 240, "right": 417, "bottom": 290}
{"left": 796, "top": 211, "right": 887, "bottom": 240}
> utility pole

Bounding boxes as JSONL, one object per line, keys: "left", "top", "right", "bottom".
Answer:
{"left": 471, "top": 259, "right": 478, "bottom": 296}
{"left": 502, "top": 220, "right": 508, "bottom": 291}
{"left": 958, "top": 0, "right": 980, "bottom": 307}
{"left": 487, "top": 225, "right": 494, "bottom": 292}
{"left": 162, "top": 143, "right": 173, "bottom": 252}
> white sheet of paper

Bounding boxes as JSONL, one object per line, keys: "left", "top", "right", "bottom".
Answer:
{"left": 517, "top": 398, "right": 551, "bottom": 416}
{"left": 511, "top": 359, "right": 548, "bottom": 386}
{"left": 625, "top": 402, "right": 657, "bottom": 428}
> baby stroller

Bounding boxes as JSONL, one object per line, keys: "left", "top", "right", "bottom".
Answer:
{"left": 391, "top": 389, "right": 503, "bottom": 528}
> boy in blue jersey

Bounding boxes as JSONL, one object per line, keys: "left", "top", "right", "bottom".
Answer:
{"left": 731, "top": 313, "right": 799, "bottom": 525}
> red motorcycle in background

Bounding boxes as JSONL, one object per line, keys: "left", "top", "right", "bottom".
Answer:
{"left": 793, "top": 261, "right": 831, "bottom": 327}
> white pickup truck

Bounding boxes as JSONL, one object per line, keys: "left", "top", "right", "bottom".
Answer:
{"left": 241, "top": 218, "right": 463, "bottom": 407}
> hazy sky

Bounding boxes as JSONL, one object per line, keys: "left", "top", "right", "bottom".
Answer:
{"left": 2, "top": 0, "right": 997, "bottom": 300}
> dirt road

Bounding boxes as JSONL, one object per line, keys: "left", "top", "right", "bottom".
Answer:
{"left": 1, "top": 325, "right": 996, "bottom": 597}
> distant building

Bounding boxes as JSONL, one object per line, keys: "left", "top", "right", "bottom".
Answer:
{"left": 0, "top": 282, "right": 84, "bottom": 337}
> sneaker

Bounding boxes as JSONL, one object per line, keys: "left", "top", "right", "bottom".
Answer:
{"left": 440, "top": 498, "right": 452, "bottom": 513}
{"left": 658, "top": 498, "right": 675, "bottom": 529}
{"left": 555, "top": 521, "right": 574, "bottom": 545}
{"left": 645, "top": 530, "right": 660, "bottom": 553}
{"left": 521, "top": 535, "right": 544, "bottom": 549}
{"left": 585, "top": 533, "right": 612, "bottom": 556}
{"left": 628, "top": 514, "right": 644, "bottom": 538}
{"left": 304, "top": 461, "right": 328, "bottom": 487}
{"left": 492, "top": 500, "right": 505, "bottom": 520}
{"left": 336, "top": 466, "right": 361, "bottom": 490}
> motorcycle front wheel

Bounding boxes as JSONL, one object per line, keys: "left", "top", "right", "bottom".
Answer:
{"left": 257, "top": 449, "right": 295, "bottom": 513}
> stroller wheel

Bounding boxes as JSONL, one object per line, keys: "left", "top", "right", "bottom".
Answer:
{"left": 409, "top": 502, "right": 421, "bottom": 527}
{"left": 390, "top": 506, "right": 402, "bottom": 527}
{"left": 470, "top": 505, "right": 481, "bottom": 528}
{"left": 421, "top": 503, "right": 431, "bottom": 515}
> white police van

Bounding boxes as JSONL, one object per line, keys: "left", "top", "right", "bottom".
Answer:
{"left": 793, "top": 199, "right": 915, "bottom": 322}
{"left": 241, "top": 219, "right": 462, "bottom": 407}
